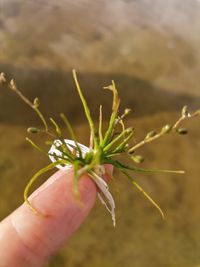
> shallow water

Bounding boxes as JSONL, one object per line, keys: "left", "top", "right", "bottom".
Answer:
{"left": 0, "top": 1, "right": 200, "bottom": 266}
{"left": 1, "top": 115, "right": 200, "bottom": 267}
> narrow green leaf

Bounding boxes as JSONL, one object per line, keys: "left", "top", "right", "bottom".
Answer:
{"left": 60, "top": 113, "right": 82, "bottom": 158}
{"left": 120, "top": 169, "right": 165, "bottom": 220}
{"left": 24, "top": 160, "right": 68, "bottom": 214}
{"left": 104, "top": 127, "right": 133, "bottom": 152}
{"left": 50, "top": 117, "right": 62, "bottom": 137}
{"left": 99, "top": 105, "right": 103, "bottom": 144}
{"left": 102, "top": 81, "right": 120, "bottom": 147}
{"left": 115, "top": 160, "right": 185, "bottom": 174}
{"left": 72, "top": 69, "right": 98, "bottom": 149}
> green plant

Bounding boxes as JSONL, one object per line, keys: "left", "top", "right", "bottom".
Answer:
{"left": 0, "top": 71, "right": 199, "bottom": 226}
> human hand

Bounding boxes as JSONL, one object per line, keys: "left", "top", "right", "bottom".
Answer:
{"left": 0, "top": 165, "right": 113, "bottom": 267}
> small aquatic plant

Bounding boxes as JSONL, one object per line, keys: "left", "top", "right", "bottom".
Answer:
{"left": 0, "top": 71, "right": 199, "bottom": 226}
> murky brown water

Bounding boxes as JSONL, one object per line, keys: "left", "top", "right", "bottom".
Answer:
{"left": 0, "top": 1, "right": 200, "bottom": 266}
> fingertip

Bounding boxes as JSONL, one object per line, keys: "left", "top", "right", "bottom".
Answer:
{"left": 3, "top": 169, "right": 97, "bottom": 267}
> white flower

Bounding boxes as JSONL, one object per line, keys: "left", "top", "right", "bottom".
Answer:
{"left": 48, "top": 139, "right": 116, "bottom": 226}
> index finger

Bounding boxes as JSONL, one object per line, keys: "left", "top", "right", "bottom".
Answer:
{"left": 0, "top": 166, "right": 111, "bottom": 267}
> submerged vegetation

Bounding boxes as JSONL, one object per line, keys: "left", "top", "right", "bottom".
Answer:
{"left": 0, "top": 71, "right": 199, "bottom": 226}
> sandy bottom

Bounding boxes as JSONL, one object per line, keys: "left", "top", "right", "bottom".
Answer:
{"left": 0, "top": 110, "right": 200, "bottom": 267}
{"left": 1, "top": 1, "right": 200, "bottom": 265}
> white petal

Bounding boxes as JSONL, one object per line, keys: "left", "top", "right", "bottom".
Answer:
{"left": 48, "top": 139, "right": 90, "bottom": 170}
{"left": 90, "top": 171, "right": 116, "bottom": 227}
{"left": 48, "top": 139, "right": 116, "bottom": 226}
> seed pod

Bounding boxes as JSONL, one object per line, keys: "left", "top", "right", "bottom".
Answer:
{"left": 124, "top": 108, "right": 131, "bottom": 115}
{"left": 161, "top": 124, "right": 172, "bottom": 134}
{"left": 126, "top": 127, "right": 133, "bottom": 133}
{"left": 27, "top": 127, "right": 40, "bottom": 134}
{"left": 194, "top": 109, "right": 200, "bottom": 116}
{"left": 145, "top": 130, "right": 157, "bottom": 139}
{"left": 33, "top": 97, "right": 40, "bottom": 108}
{"left": 177, "top": 128, "right": 188, "bottom": 135}
{"left": 9, "top": 79, "right": 17, "bottom": 90}
{"left": 182, "top": 105, "right": 190, "bottom": 118}
{"left": 131, "top": 155, "right": 144, "bottom": 164}
{"left": 123, "top": 144, "right": 129, "bottom": 150}
{"left": 0, "top": 72, "right": 6, "bottom": 83}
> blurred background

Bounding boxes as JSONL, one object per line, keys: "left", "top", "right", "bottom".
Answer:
{"left": 0, "top": 0, "right": 200, "bottom": 266}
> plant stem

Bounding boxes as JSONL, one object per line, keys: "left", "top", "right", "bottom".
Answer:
{"left": 72, "top": 69, "right": 98, "bottom": 150}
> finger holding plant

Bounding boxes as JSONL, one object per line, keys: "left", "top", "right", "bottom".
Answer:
{"left": 0, "top": 70, "right": 199, "bottom": 226}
